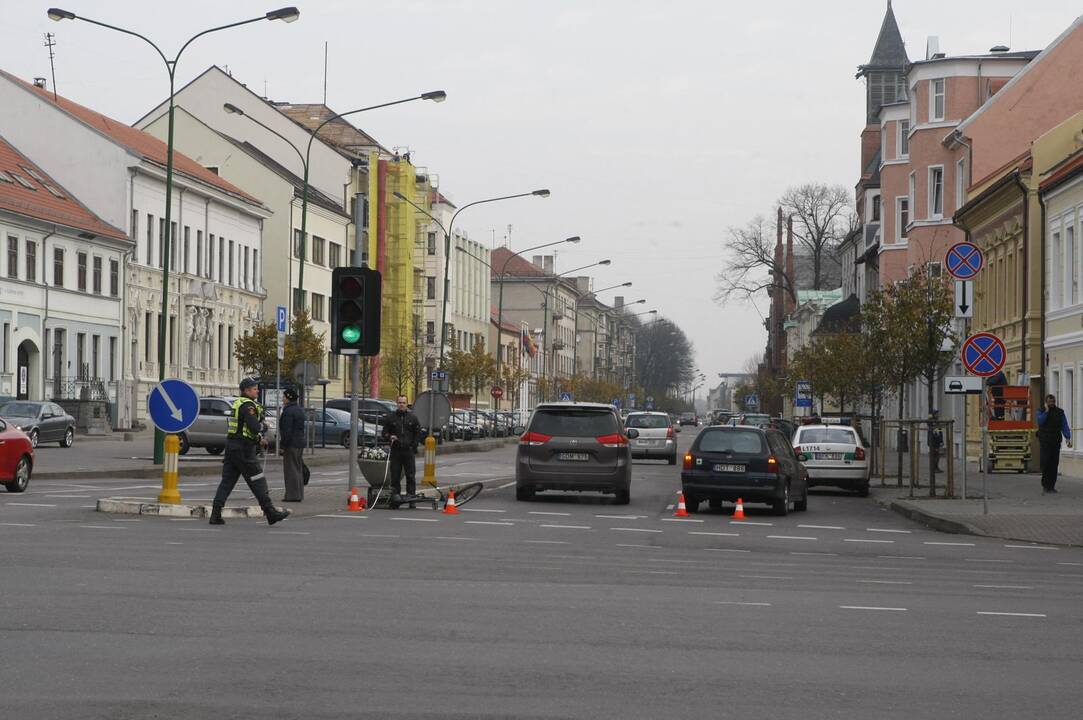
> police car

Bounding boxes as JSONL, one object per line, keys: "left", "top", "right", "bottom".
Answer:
{"left": 792, "top": 422, "right": 871, "bottom": 496}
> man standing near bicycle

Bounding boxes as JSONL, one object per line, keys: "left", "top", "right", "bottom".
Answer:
{"left": 382, "top": 394, "right": 422, "bottom": 508}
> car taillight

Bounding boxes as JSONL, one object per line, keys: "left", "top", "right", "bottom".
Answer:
{"left": 767, "top": 455, "right": 780, "bottom": 473}
{"left": 596, "top": 433, "right": 628, "bottom": 448}
{"left": 666, "top": 426, "right": 674, "bottom": 439}
{"left": 683, "top": 453, "right": 694, "bottom": 470}
{"left": 855, "top": 446, "right": 866, "bottom": 460}
{"left": 520, "top": 431, "right": 551, "bottom": 446}
{"left": 793, "top": 446, "right": 806, "bottom": 461}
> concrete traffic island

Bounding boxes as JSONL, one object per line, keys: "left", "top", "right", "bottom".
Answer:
{"left": 95, "top": 497, "right": 264, "bottom": 519}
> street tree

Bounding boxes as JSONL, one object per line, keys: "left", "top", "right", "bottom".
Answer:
{"left": 463, "top": 341, "right": 496, "bottom": 410}
{"left": 233, "top": 309, "right": 324, "bottom": 382}
{"left": 779, "top": 183, "right": 854, "bottom": 290}
{"left": 714, "top": 214, "right": 797, "bottom": 307}
{"left": 635, "top": 317, "right": 696, "bottom": 400}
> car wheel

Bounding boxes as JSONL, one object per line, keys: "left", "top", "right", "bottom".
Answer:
{"left": 178, "top": 433, "right": 190, "bottom": 455}
{"left": 613, "top": 488, "right": 631, "bottom": 505}
{"left": 685, "top": 494, "right": 700, "bottom": 513}
{"left": 206, "top": 446, "right": 224, "bottom": 456}
{"left": 667, "top": 453, "right": 677, "bottom": 466}
{"left": 60, "top": 427, "right": 74, "bottom": 448}
{"left": 773, "top": 483, "right": 790, "bottom": 516}
{"left": 515, "top": 484, "right": 535, "bottom": 502}
{"left": 708, "top": 498, "right": 723, "bottom": 512}
{"left": 341, "top": 432, "right": 351, "bottom": 448}
{"left": 856, "top": 483, "right": 870, "bottom": 498}
{"left": 28, "top": 429, "right": 38, "bottom": 448}
{"left": 3, "top": 455, "right": 31, "bottom": 493}
{"left": 794, "top": 489, "right": 808, "bottom": 512}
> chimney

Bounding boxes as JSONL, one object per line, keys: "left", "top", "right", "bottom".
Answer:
{"left": 989, "top": 45, "right": 1010, "bottom": 53}
{"left": 614, "top": 296, "right": 624, "bottom": 308}
{"left": 543, "top": 255, "right": 554, "bottom": 274}
{"left": 532, "top": 255, "right": 543, "bottom": 269}
{"left": 785, "top": 215, "right": 796, "bottom": 314}
{"left": 926, "top": 36, "right": 940, "bottom": 60}
{"left": 575, "top": 276, "right": 590, "bottom": 294}
{"left": 33, "top": 77, "right": 47, "bottom": 89}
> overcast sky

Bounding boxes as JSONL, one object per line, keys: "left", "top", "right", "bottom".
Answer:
{"left": 4, "top": 1, "right": 1078, "bottom": 384}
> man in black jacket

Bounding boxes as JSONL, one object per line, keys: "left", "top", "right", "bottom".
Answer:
{"left": 381, "top": 395, "right": 422, "bottom": 506}
{"left": 278, "top": 388, "right": 306, "bottom": 502}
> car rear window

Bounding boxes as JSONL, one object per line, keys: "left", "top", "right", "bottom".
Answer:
{"left": 626, "top": 414, "right": 668, "bottom": 429}
{"left": 530, "top": 409, "right": 618, "bottom": 437}
{"left": 697, "top": 429, "right": 766, "bottom": 454}
{"left": 799, "top": 428, "right": 858, "bottom": 445}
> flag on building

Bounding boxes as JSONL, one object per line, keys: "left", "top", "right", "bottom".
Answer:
{"left": 522, "top": 328, "right": 537, "bottom": 357}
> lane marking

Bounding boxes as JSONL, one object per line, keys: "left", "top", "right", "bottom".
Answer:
{"left": 924, "top": 541, "right": 975, "bottom": 546}
{"left": 79, "top": 525, "right": 128, "bottom": 530}
{"left": 45, "top": 494, "right": 92, "bottom": 498}
{"left": 714, "top": 601, "right": 772, "bottom": 607}
{"left": 705, "top": 548, "right": 751, "bottom": 553}
{"left": 315, "top": 514, "right": 368, "bottom": 519}
{"left": 739, "top": 575, "right": 792, "bottom": 580}
{"left": 361, "top": 533, "right": 399, "bottom": 538}
{"left": 5, "top": 502, "right": 57, "bottom": 507}
{"left": 432, "top": 536, "right": 477, "bottom": 542}
{"left": 524, "top": 540, "right": 569, "bottom": 545}
{"left": 856, "top": 580, "right": 913, "bottom": 585}
{"left": 973, "top": 584, "right": 1034, "bottom": 590}
{"left": 461, "top": 508, "right": 506, "bottom": 513}
{"left": 617, "top": 544, "right": 661, "bottom": 550}
{"left": 597, "top": 514, "right": 646, "bottom": 520}
{"left": 0, "top": 522, "right": 36, "bottom": 527}
{"left": 844, "top": 538, "right": 894, "bottom": 544}
{"left": 1056, "top": 562, "right": 1083, "bottom": 567}
{"left": 767, "top": 535, "right": 818, "bottom": 541}
{"left": 165, "top": 541, "right": 183, "bottom": 545}
{"left": 529, "top": 511, "right": 572, "bottom": 516}
{"left": 866, "top": 528, "right": 912, "bottom": 534}
{"left": 799, "top": 524, "right": 844, "bottom": 530}
{"left": 840, "top": 605, "right": 908, "bottom": 612}
{"left": 965, "top": 558, "right": 1012, "bottom": 563}
{"left": 730, "top": 521, "right": 773, "bottom": 526}
{"left": 791, "top": 551, "right": 837, "bottom": 557}
{"left": 268, "top": 531, "right": 310, "bottom": 535}
{"left": 647, "top": 558, "right": 698, "bottom": 564}
{"left": 611, "top": 527, "right": 662, "bottom": 533}
{"left": 465, "top": 520, "right": 515, "bottom": 526}
{"left": 391, "top": 517, "right": 439, "bottom": 522}
{"left": 689, "top": 531, "right": 740, "bottom": 537}
{"left": 976, "top": 611, "right": 1046, "bottom": 618}
{"left": 540, "top": 524, "right": 591, "bottom": 530}
{"left": 178, "top": 528, "right": 222, "bottom": 532}
{"left": 879, "top": 555, "right": 925, "bottom": 560}
{"left": 495, "top": 481, "right": 516, "bottom": 490}
{"left": 626, "top": 569, "right": 677, "bottom": 574}
{"left": 661, "top": 518, "right": 703, "bottom": 523}
{"left": 1004, "top": 544, "right": 1057, "bottom": 551}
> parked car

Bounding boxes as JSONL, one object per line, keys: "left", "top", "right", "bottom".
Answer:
{"left": 179, "top": 396, "right": 232, "bottom": 455}
{"left": 309, "top": 407, "right": 381, "bottom": 447}
{"left": 678, "top": 412, "right": 698, "bottom": 427}
{"left": 515, "top": 402, "right": 639, "bottom": 504}
{"left": 737, "top": 413, "right": 772, "bottom": 429}
{"left": 681, "top": 424, "right": 808, "bottom": 515}
{"left": 770, "top": 417, "right": 798, "bottom": 441}
{"left": 449, "top": 410, "right": 481, "bottom": 441}
{"left": 624, "top": 411, "right": 677, "bottom": 464}
{"left": 325, "top": 397, "right": 397, "bottom": 426}
{"left": 0, "top": 400, "right": 75, "bottom": 448}
{"left": 792, "top": 424, "right": 871, "bottom": 496}
{"left": 0, "top": 416, "right": 34, "bottom": 492}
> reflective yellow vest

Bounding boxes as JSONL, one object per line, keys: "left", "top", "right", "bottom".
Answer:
{"left": 228, "top": 397, "right": 263, "bottom": 441}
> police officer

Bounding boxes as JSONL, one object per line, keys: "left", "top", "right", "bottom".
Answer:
{"left": 381, "top": 394, "right": 422, "bottom": 507}
{"left": 209, "top": 377, "right": 291, "bottom": 526}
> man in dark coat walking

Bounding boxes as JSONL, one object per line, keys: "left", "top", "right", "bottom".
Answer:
{"left": 381, "top": 395, "right": 422, "bottom": 507}
{"left": 278, "top": 388, "right": 306, "bottom": 502}
{"left": 1037, "top": 394, "right": 1072, "bottom": 494}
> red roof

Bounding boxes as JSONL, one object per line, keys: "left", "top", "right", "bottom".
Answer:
{"left": 490, "top": 246, "right": 549, "bottom": 278}
{"left": 0, "top": 136, "right": 126, "bottom": 240}
{"left": 490, "top": 309, "right": 522, "bottom": 335}
{"left": 1041, "top": 147, "right": 1083, "bottom": 194}
{"left": 1, "top": 70, "right": 261, "bottom": 206}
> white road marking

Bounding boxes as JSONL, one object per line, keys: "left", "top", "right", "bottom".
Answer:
{"left": 626, "top": 569, "right": 677, "bottom": 574}
{"left": 924, "top": 541, "right": 976, "bottom": 546}
{"left": 974, "top": 584, "right": 1034, "bottom": 590}
{"left": 45, "top": 495, "right": 91, "bottom": 498}
{"left": 661, "top": 518, "right": 703, "bottom": 523}
{"left": 879, "top": 555, "right": 925, "bottom": 560}
{"left": 617, "top": 544, "right": 662, "bottom": 550}
{"left": 361, "top": 533, "right": 399, "bottom": 538}
{"left": 739, "top": 575, "right": 793, "bottom": 580}
{"left": 315, "top": 514, "right": 368, "bottom": 519}
{"left": 715, "top": 601, "right": 772, "bottom": 607}
{"left": 611, "top": 527, "right": 662, "bottom": 533}
{"left": 178, "top": 528, "right": 222, "bottom": 532}
{"left": 844, "top": 538, "right": 894, "bottom": 544}
{"left": 495, "top": 481, "right": 517, "bottom": 490}
{"left": 1003, "top": 544, "right": 1057, "bottom": 551}
{"left": 647, "top": 558, "right": 698, "bottom": 563}
{"left": 432, "top": 536, "right": 477, "bottom": 542}
{"left": 857, "top": 580, "right": 913, "bottom": 585}
{"left": 461, "top": 508, "right": 506, "bottom": 513}
{"left": 597, "top": 514, "right": 646, "bottom": 520}
{"left": 540, "top": 524, "right": 591, "bottom": 530}
{"left": 792, "top": 551, "right": 837, "bottom": 557}
{"left": 5, "top": 502, "right": 57, "bottom": 507}
{"left": 965, "top": 558, "right": 1012, "bottom": 563}
{"left": 0, "top": 522, "right": 36, "bottom": 527}
{"left": 665, "top": 504, "right": 674, "bottom": 510}
{"left": 866, "top": 528, "right": 912, "bottom": 534}
{"left": 269, "top": 531, "right": 310, "bottom": 535}
{"left": 976, "top": 611, "right": 1046, "bottom": 618}
{"left": 529, "top": 511, "right": 572, "bottom": 516}
{"left": 111, "top": 519, "right": 141, "bottom": 522}
{"left": 689, "top": 531, "right": 740, "bottom": 537}
{"left": 524, "top": 540, "right": 569, "bottom": 545}
{"left": 799, "top": 524, "right": 844, "bottom": 530}
{"left": 166, "top": 542, "right": 183, "bottom": 545}
{"left": 840, "top": 605, "right": 908, "bottom": 612}
{"left": 465, "top": 520, "right": 515, "bottom": 526}
{"left": 767, "top": 535, "right": 818, "bottom": 541}
{"left": 1057, "top": 562, "right": 1083, "bottom": 566}
{"left": 704, "top": 548, "right": 751, "bottom": 553}
{"left": 79, "top": 525, "right": 128, "bottom": 530}
{"left": 730, "top": 521, "right": 773, "bottom": 526}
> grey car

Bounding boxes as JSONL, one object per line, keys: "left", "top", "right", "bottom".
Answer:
{"left": 0, "top": 401, "right": 75, "bottom": 448}
{"left": 309, "top": 407, "right": 380, "bottom": 447}
{"left": 515, "top": 402, "right": 639, "bottom": 504}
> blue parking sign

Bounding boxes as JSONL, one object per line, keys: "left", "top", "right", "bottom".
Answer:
{"left": 276, "top": 306, "right": 288, "bottom": 333}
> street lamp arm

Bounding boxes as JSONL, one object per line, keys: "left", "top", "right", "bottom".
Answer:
{"left": 392, "top": 191, "right": 448, "bottom": 236}
{"left": 498, "top": 238, "right": 575, "bottom": 277}
{"left": 450, "top": 191, "right": 546, "bottom": 237}
{"left": 225, "top": 104, "right": 306, "bottom": 169}
{"left": 305, "top": 94, "right": 442, "bottom": 168}
{"left": 62, "top": 15, "right": 171, "bottom": 69}
{"left": 175, "top": 15, "right": 269, "bottom": 65}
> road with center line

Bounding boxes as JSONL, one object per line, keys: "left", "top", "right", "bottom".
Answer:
{"left": 2, "top": 430, "right": 1082, "bottom": 718}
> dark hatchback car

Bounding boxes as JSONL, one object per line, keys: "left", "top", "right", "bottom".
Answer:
{"left": 515, "top": 402, "right": 639, "bottom": 504}
{"left": 681, "top": 425, "right": 808, "bottom": 515}
{"left": 0, "top": 401, "right": 76, "bottom": 448}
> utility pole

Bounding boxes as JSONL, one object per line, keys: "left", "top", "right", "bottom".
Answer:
{"left": 43, "top": 33, "right": 58, "bottom": 101}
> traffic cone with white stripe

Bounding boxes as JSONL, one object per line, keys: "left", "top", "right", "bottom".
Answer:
{"left": 732, "top": 498, "right": 746, "bottom": 520}
{"left": 674, "top": 492, "right": 689, "bottom": 518}
{"left": 347, "top": 488, "right": 364, "bottom": 512}
{"left": 443, "top": 489, "right": 460, "bottom": 515}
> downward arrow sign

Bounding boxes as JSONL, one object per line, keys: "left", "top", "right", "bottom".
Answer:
{"left": 155, "top": 384, "right": 184, "bottom": 421}
{"left": 955, "top": 280, "right": 973, "bottom": 318}
{"left": 959, "top": 281, "right": 970, "bottom": 314}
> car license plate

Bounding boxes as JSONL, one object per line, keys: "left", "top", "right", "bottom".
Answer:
{"left": 815, "top": 452, "right": 843, "bottom": 460}
{"left": 559, "top": 452, "right": 589, "bottom": 461}
{"left": 636, "top": 439, "right": 654, "bottom": 446}
{"left": 713, "top": 463, "right": 745, "bottom": 473}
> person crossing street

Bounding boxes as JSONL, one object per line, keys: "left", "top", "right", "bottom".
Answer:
{"left": 209, "top": 378, "right": 291, "bottom": 525}
{"left": 277, "top": 388, "right": 306, "bottom": 503}
{"left": 381, "top": 395, "right": 422, "bottom": 508}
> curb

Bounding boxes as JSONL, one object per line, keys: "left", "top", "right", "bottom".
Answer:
{"left": 95, "top": 497, "right": 264, "bottom": 519}
{"left": 880, "top": 495, "right": 1080, "bottom": 547}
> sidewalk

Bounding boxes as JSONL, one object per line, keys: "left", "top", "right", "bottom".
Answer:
{"left": 871, "top": 451, "right": 1083, "bottom": 546}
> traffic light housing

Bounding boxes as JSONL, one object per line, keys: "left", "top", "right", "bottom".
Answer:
{"left": 331, "top": 266, "right": 381, "bottom": 355}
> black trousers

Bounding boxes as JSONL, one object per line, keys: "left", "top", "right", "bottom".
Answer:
{"left": 214, "top": 441, "right": 275, "bottom": 512}
{"left": 388, "top": 448, "right": 416, "bottom": 496}
{"left": 1039, "top": 441, "right": 1062, "bottom": 491}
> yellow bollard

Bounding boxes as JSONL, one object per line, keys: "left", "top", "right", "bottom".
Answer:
{"left": 158, "top": 433, "right": 182, "bottom": 504}
{"left": 423, "top": 434, "right": 437, "bottom": 489}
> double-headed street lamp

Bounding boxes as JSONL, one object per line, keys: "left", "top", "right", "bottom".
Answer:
{"left": 49, "top": 6, "right": 300, "bottom": 468}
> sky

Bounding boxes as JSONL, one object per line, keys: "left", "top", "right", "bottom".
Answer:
{"left": 3, "top": 1, "right": 1078, "bottom": 384}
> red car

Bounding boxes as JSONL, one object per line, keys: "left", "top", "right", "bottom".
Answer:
{"left": 0, "top": 417, "right": 33, "bottom": 493}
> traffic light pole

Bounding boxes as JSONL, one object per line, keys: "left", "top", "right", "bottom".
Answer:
{"left": 348, "top": 353, "right": 360, "bottom": 492}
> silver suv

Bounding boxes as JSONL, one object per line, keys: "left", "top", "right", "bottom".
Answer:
{"left": 625, "top": 411, "right": 677, "bottom": 464}
{"left": 178, "top": 396, "right": 278, "bottom": 454}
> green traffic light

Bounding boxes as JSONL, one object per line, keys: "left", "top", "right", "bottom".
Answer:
{"left": 341, "top": 325, "right": 361, "bottom": 344}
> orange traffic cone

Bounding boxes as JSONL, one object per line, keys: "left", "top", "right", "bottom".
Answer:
{"left": 443, "top": 489, "right": 460, "bottom": 515}
{"left": 674, "top": 492, "right": 689, "bottom": 518}
{"left": 732, "top": 498, "right": 746, "bottom": 520}
{"left": 347, "top": 488, "right": 364, "bottom": 512}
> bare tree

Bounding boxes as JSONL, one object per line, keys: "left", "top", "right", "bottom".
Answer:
{"left": 779, "top": 183, "right": 854, "bottom": 290}
{"left": 714, "top": 215, "right": 796, "bottom": 307}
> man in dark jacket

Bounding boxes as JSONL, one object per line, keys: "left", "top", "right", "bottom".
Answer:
{"left": 278, "top": 388, "right": 306, "bottom": 502}
{"left": 1037, "top": 394, "right": 1072, "bottom": 494}
{"left": 382, "top": 395, "right": 422, "bottom": 506}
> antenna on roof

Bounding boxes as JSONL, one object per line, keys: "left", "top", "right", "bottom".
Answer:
{"left": 43, "top": 32, "right": 58, "bottom": 102}
{"left": 323, "top": 41, "right": 328, "bottom": 105}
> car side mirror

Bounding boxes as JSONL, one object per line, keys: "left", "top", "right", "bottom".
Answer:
{"left": 626, "top": 428, "right": 640, "bottom": 439}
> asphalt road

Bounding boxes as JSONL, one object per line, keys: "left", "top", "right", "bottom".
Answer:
{"left": 3, "top": 428, "right": 1083, "bottom": 719}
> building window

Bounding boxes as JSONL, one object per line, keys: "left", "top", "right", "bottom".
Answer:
{"left": 312, "top": 236, "right": 325, "bottom": 265}
{"left": 216, "top": 324, "right": 223, "bottom": 369}
{"left": 76, "top": 252, "right": 87, "bottom": 291}
{"left": 928, "top": 166, "right": 944, "bottom": 219}
{"left": 228, "top": 240, "right": 234, "bottom": 285}
{"left": 183, "top": 226, "right": 190, "bottom": 273}
{"left": 91, "top": 335, "right": 100, "bottom": 379}
{"left": 329, "top": 242, "right": 342, "bottom": 268}
{"left": 311, "top": 292, "right": 325, "bottom": 321}
{"left": 158, "top": 218, "right": 166, "bottom": 268}
{"left": 427, "top": 231, "right": 437, "bottom": 255}
{"left": 110, "top": 258, "right": 119, "bottom": 297}
{"left": 1052, "top": 230, "right": 1062, "bottom": 311}
{"left": 426, "top": 276, "right": 436, "bottom": 300}
{"left": 7, "top": 235, "right": 17, "bottom": 279}
{"left": 227, "top": 326, "right": 234, "bottom": 370}
{"left": 928, "top": 262, "right": 942, "bottom": 278}
{"left": 253, "top": 250, "right": 259, "bottom": 290}
{"left": 218, "top": 239, "right": 224, "bottom": 283}
{"left": 146, "top": 213, "right": 154, "bottom": 266}
{"left": 955, "top": 158, "right": 966, "bottom": 211}
{"left": 131, "top": 209, "right": 138, "bottom": 241}
{"left": 243, "top": 246, "right": 249, "bottom": 288}
{"left": 196, "top": 230, "right": 203, "bottom": 277}
{"left": 208, "top": 234, "right": 215, "bottom": 279}
{"left": 898, "top": 119, "right": 910, "bottom": 157}
{"left": 1068, "top": 225, "right": 1078, "bottom": 307}
{"left": 92, "top": 256, "right": 102, "bottom": 294}
{"left": 871, "top": 194, "right": 881, "bottom": 223}
{"left": 109, "top": 337, "right": 117, "bottom": 381}
{"left": 168, "top": 315, "right": 175, "bottom": 365}
{"left": 76, "top": 332, "right": 86, "bottom": 379}
{"left": 293, "top": 288, "right": 306, "bottom": 314}
{"left": 293, "top": 229, "right": 305, "bottom": 260}
{"left": 426, "top": 321, "right": 435, "bottom": 344}
{"left": 144, "top": 312, "right": 152, "bottom": 362}
{"left": 930, "top": 78, "right": 946, "bottom": 122}
{"left": 25, "top": 240, "right": 36, "bottom": 282}
{"left": 896, "top": 197, "right": 909, "bottom": 241}
{"left": 52, "top": 247, "right": 64, "bottom": 287}
{"left": 170, "top": 222, "right": 178, "bottom": 270}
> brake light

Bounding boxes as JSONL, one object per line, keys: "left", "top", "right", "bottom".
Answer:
{"left": 793, "top": 446, "right": 806, "bottom": 461}
{"left": 855, "top": 446, "right": 866, "bottom": 461}
{"left": 520, "top": 431, "right": 551, "bottom": 446}
{"left": 666, "top": 427, "right": 675, "bottom": 439}
{"left": 596, "top": 433, "right": 628, "bottom": 448}
{"left": 767, "top": 455, "right": 780, "bottom": 473}
{"left": 683, "top": 453, "right": 694, "bottom": 470}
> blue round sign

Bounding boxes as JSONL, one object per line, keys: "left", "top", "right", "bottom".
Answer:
{"left": 961, "top": 333, "right": 1006, "bottom": 377}
{"left": 147, "top": 378, "right": 200, "bottom": 434}
{"left": 946, "top": 242, "right": 984, "bottom": 280}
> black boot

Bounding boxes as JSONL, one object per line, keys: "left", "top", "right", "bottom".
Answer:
{"left": 209, "top": 507, "right": 225, "bottom": 525}
{"left": 265, "top": 507, "right": 292, "bottom": 526}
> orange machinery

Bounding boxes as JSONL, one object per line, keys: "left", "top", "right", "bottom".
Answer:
{"left": 984, "top": 386, "right": 1034, "bottom": 472}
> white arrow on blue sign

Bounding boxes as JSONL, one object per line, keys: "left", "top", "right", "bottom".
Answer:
{"left": 148, "top": 378, "right": 200, "bottom": 434}
{"left": 276, "top": 306, "right": 288, "bottom": 333}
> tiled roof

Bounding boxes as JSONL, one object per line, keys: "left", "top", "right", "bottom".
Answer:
{"left": 491, "top": 247, "right": 550, "bottom": 278}
{"left": 862, "top": 1, "right": 909, "bottom": 70}
{"left": 0, "top": 135, "right": 126, "bottom": 241}
{"left": 275, "top": 103, "right": 387, "bottom": 157}
{"left": 0, "top": 70, "right": 261, "bottom": 206}
{"left": 1040, "top": 147, "right": 1083, "bottom": 194}
{"left": 490, "top": 310, "right": 522, "bottom": 335}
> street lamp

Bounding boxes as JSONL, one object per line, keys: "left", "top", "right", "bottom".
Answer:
{"left": 50, "top": 6, "right": 300, "bottom": 467}
{"left": 393, "top": 189, "right": 551, "bottom": 370}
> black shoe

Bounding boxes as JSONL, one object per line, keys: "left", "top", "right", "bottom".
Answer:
{"left": 209, "top": 508, "right": 225, "bottom": 525}
{"left": 282, "top": 497, "right": 302, "bottom": 503}
{"left": 1049, "top": 488, "right": 1059, "bottom": 494}
{"left": 266, "top": 507, "right": 292, "bottom": 526}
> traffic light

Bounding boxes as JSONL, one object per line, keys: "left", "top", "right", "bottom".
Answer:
{"left": 331, "top": 266, "right": 381, "bottom": 355}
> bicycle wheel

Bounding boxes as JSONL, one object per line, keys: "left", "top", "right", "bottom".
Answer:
{"left": 449, "top": 482, "right": 484, "bottom": 507}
